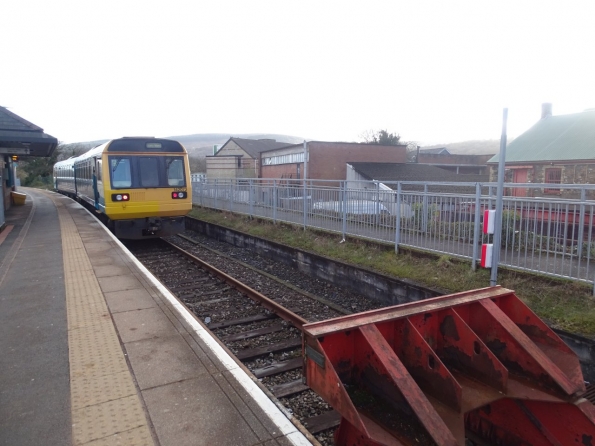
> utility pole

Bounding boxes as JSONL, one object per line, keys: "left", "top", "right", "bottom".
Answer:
{"left": 490, "top": 108, "right": 508, "bottom": 286}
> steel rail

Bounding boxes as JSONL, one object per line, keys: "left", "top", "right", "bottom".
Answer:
{"left": 162, "top": 239, "right": 308, "bottom": 329}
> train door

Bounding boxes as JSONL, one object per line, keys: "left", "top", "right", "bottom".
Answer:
{"left": 93, "top": 157, "right": 101, "bottom": 210}
{"left": 73, "top": 162, "right": 78, "bottom": 195}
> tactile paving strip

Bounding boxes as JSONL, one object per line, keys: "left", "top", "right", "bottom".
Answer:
{"left": 51, "top": 195, "right": 154, "bottom": 446}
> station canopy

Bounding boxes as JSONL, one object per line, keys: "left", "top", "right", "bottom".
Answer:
{"left": 0, "top": 106, "right": 58, "bottom": 157}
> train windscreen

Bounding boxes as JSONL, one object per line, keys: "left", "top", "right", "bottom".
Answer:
{"left": 109, "top": 155, "right": 186, "bottom": 189}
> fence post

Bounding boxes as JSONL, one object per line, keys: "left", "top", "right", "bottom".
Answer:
{"left": 249, "top": 179, "right": 254, "bottom": 217}
{"left": 395, "top": 182, "right": 402, "bottom": 254}
{"left": 341, "top": 181, "right": 347, "bottom": 240}
{"left": 214, "top": 179, "right": 218, "bottom": 209}
{"left": 303, "top": 179, "right": 308, "bottom": 229}
{"left": 472, "top": 182, "right": 481, "bottom": 271}
{"left": 199, "top": 180, "right": 203, "bottom": 207}
{"left": 273, "top": 179, "right": 277, "bottom": 224}
{"left": 488, "top": 185, "right": 493, "bottom": 210}
{"left": 230, "top": 180, "right": 234, "bottom": 212}
{"left": 578, "top": 188, "right": 586, "bottom": 260}
{"left": 375, "top": 181, "right": 380, "bottom": 226}
{"left": 422, "top": 183, "right": 428, "bottom": 233}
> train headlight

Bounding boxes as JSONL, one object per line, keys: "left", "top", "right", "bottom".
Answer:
{"left": 171, "top": 191, "right": 186, "bottom": 199}
{"left": 112, "top": 193, "right": 130, "bottom": 201}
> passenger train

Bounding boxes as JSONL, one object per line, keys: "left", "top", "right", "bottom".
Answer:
{"left": 54, "top": 137, "right": 192, "bottom": 239}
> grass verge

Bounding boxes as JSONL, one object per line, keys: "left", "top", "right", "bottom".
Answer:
{"left": 189, "top": 206, "right": 595, "bottom": 337}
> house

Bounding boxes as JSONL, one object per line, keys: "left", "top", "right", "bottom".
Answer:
{"left": 487, "top": 104, "right": 595, "bottom": 198}
{"left": 260, "top": 141, "right": 407, "bottom": 183}
{"left": 205, "top": 137, "right": 293, "bottom": 179}
{"left": 0, "top": 106, "right": 58, "bottom": 228}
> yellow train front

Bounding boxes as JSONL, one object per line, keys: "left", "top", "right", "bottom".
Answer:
{"left": 54, "top": 137, "right": 192, "bottom": 239}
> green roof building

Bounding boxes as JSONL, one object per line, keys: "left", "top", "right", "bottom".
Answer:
{"left": 487, "top": 104, "right": 595, "bottom": 199}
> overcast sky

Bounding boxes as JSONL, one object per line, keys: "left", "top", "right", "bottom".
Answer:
{"left": 2, "top": 1, "right": 594, "bottom": 146}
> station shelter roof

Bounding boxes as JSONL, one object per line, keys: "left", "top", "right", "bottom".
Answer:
{"left": 0, "top": 106, "right": 58, "bottom": 158}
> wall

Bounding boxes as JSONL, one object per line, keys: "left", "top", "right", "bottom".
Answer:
{"left": 184, "top": 216, "right": 439, "bottom": 305}
{"left": 216, "top": 140, "right": 246, "bottom": 157}
{"left": 489, "top": 163, "right": 595, "bottom": 199}
{"left": 206, "top": 156, "right": 236, "bottom": 179}
{"left": 309, "top": 142, "right": 407, "bottom": 181}
{"left": 260, "top": 163, "right": 302, "bottom": 179}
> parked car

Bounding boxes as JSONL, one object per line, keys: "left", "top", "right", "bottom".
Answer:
{"left": 312, "top": 200, "right": 390, "bottom": 215}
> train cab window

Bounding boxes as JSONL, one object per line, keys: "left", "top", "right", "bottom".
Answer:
{"left": 111, "top": 158, "right": 132, "bottom": 188}
{"left": 139, "top": 157, "right": 160, "bottom": 187}
{"left": 166, "top": 157, "right": 185, "bottom": 186}
{"left": 97, "top": 160, "right": 102, "bottom": 181}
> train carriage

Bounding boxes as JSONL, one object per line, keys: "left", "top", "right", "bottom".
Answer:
{"left": 54, "top": 137, "right": 192, "bottom": 239}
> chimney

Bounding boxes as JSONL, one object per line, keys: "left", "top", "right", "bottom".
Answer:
{"left": 541, "top": 103, "right": 552, "bottom": 119}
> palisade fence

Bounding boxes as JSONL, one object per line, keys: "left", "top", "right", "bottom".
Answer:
{"left": 192, "top": 178, "right": 595, "bottom": 292}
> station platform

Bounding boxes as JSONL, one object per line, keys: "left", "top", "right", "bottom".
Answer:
{"left": 0, "top": 188, "right": 313, "bottom": 446}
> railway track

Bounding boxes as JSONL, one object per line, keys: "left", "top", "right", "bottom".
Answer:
{"left": 126, "top": 231, "right": 595, "bottom": 446}
{"left": 126, "top": 237, "right": 353, "bottom": 445}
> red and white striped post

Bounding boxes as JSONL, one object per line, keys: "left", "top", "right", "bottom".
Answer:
{"left": 481, "top": 209, "right": 496, "bottom": 268}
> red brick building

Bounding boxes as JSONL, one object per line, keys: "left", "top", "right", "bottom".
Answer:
{"left": 260, "top": 141, "right": 407, "bottom": 182}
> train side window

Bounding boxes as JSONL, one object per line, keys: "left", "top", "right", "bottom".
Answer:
{"left": 139, "top": 157, "right": 160, "bottom": 187}
{"left": 97, "top": 160, "right": 102, "bottom": 181}
{"left": 110, "top": 158, "right": 132, "bottom": 188}
{"left": 166, "top": 157, "right": 185, "bottom": 186}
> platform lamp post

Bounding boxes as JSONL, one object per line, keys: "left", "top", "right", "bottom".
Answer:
{"left": 490, "top": 108, "right": 508, "bottom": 286}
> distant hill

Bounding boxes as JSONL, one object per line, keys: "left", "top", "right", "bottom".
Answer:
{"left": 421, "top": 139, "right": 509, "bottom": 155}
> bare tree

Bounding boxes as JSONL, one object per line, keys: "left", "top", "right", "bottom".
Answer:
{"left": 405, "top": 141, "right": 420, "bottom": 162}
{"left": 360, "top": 129, "right": 401, "bottom": 146}
{"left": 189, "top": 155, "right": 206, "bottom": 173}
{"left": 56, "top": 143, "right": 93, "bottom": 161}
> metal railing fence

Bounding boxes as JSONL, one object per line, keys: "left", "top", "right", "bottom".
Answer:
{"left": 192, "top": 178, "right": 595, "bottom": 291}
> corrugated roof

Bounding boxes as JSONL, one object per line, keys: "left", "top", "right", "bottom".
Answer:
{"left": 349, "top": 162, "right": 487, "bottom": 192}
{"left": 228, "top": 137, "right": 294, "bottom": 158}
{"left": 488, "top": 109, "right": 595, "bottom": 164}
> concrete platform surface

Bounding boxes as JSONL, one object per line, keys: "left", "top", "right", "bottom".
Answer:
{"left": 0, "top": 188, "right": 313, "bottom": 446}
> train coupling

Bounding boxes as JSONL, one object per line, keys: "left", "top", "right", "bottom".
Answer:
{"left": 146, "top": 218, "right": 162, "bottom": 234}
{"left": 302, "top": 286, "right": 595, "bottom": 446}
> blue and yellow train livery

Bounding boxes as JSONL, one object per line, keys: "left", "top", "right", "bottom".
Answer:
{"left": 54, "top": 137, "right": 192, "bottom": 239}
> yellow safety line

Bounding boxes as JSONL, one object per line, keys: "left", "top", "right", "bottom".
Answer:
{"left": 51, "top": 194, "right": 154, "bottom": 446}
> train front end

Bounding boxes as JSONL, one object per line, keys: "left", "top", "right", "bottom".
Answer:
{"left": 102, "top": 138, "right": 192, "bottom": 239}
